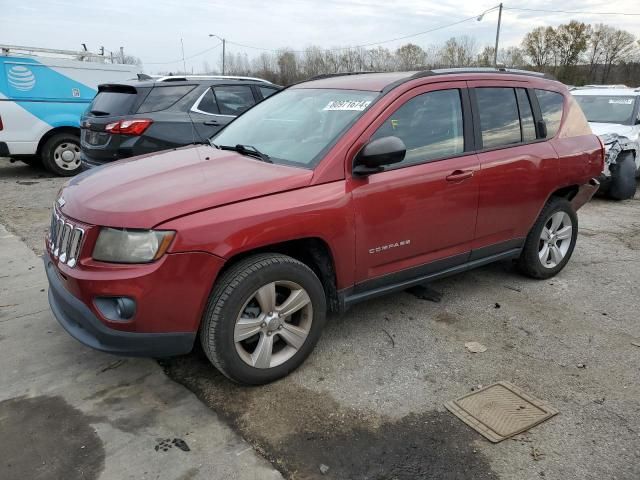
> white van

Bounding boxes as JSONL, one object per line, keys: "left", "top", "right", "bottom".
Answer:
{"left": 0, "top": 45, "right": 140, "bottom": 175}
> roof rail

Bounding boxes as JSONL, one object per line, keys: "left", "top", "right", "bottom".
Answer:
{"left": 156, "top": 75, "right": 272, "bottom": 84}
{"left": 411, "top": 67, "right": 554, "bottom": 80}
{"left": 308, "top": 71, "right": 384, "bottom": 81}
{"left": 0, "top": 44, "right": 108, "bottom": 61}
{"left": 582, "top": 84, "right": 629, "bottom": 89}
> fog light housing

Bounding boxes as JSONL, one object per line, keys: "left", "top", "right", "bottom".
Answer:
{"left": 95, "top": 296, "right": 137, "bottom": 322}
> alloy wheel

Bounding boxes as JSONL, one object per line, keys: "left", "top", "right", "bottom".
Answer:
{"left": 234, "top": 280, "right": 313, "bottom": 369}
{"left": 538, "top": 211, "right": 573, "bottom": 268}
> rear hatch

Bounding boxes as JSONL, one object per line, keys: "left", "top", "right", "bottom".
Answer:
{"left": 81, "top": 84, "right": 149, "bottom": 163}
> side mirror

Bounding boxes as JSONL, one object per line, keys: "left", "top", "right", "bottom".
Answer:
{"left": 537, "top": 119, "right": 548, "bottom": 139}
{"left": 353, "top": 136, "right": 406, "bottom": 176}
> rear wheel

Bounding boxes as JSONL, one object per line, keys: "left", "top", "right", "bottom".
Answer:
{"left": 518, "top": 197, "right": 578, "bottom": 279}
{"left": 200, "top": 253, "right": 327, "bottom": 385}
{"left": 41, "top": 133, "right": 81, "bottom": 176}
{"left": 608, "top": 151, "right": 637, "bottom": 200}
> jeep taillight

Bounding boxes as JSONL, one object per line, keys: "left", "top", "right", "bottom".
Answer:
{"left": 0, "top": 114, "right": 3, "bottom": 131}
{"left": 105, "top": 119, "right": 153, "bottom": 136}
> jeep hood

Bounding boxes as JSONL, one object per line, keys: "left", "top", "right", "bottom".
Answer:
{"left": 60, "top": 146, "right": 313, "bottom": 228}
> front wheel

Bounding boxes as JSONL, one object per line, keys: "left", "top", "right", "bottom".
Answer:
{"left": 518, "top": 197, "right": 578, "bottom": 279}
{"left": 41, "top": 133, "right": 81, "bottom": 176}
{"left": 200, "top": 253, "right": 327, "bottom": 385}
{"left": 608, "top": 152, "right": 637, "bottom": 200}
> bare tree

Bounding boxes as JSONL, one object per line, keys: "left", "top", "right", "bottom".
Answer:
{"left": 599, "top": 26, "right": 637, "bottom": 82}
{"left": 522, "top": 26, "right": 557, "bottom": 69}
{"left": 477, "top": 46, "right": 494, "bottom": 67}
{"left": 554, "top": 21, "right": 590, "bottom": 68}
{"left": 586, "top": 24, "right": 607, "bottom": 82}
{"left": 277, "top": 49, "right": 299, "bottom": 85}
{"left": 439, "top": 36, "right": 477, "bottom": 67}
{"left": 365, "top": 46, "right": 394, "bottom": 71}
{"left": 498, "top": 47, "right": 526, "bottom": 68}
{"left": 395, "top": 43, "right": 426, "bottom": 70}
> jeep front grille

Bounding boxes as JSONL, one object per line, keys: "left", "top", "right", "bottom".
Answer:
{"left": 49, "top": 208, "right": 84, "bottom": 268}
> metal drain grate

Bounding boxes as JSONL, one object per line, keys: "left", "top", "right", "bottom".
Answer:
{"left": 445, "top": 381, "right": 559, "bottom": 443}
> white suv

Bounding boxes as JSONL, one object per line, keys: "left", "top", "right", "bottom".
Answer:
{"left": 572, "top": 87, "right": 640, "bottom": 200}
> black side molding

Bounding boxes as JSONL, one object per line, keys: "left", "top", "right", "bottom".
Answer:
{"left": 339, "top": 245, "right": 523, "bottom": 311}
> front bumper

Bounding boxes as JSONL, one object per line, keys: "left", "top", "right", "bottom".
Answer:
{"left": 45, "top": 256, "right": 196, "bottom": 357}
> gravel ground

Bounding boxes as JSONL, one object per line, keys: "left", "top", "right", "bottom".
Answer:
{"left": 2, "top": 159, "right": 639, "bottom": 480}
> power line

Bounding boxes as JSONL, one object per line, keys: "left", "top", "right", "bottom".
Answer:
{"left": 225, "top": 5, "right": 502, "bottom": 54}
{"left": 505, "top": 6, "right": 640, "bottom": 16}
{"left": 145, "top": 43, "right": 221, "bottom": 65}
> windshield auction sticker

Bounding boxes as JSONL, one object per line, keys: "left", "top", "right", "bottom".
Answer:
{"left": 608, "top": 99, "right": 633, "bottom": 104}
{"left": 323, "top": 100, "right": 372, "bottom": 111}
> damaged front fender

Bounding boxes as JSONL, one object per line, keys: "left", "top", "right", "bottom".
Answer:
{"left": 601, "top": 134, "right": 638, "bottom": 176}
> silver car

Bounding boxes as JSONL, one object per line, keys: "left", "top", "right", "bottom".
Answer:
{"left": 572, "top": 87, "right": 640, "bottom": 200}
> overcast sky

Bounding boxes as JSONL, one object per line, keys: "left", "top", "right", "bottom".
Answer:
{"left": 2, "top": 0, "right": 638, "bottom": 73}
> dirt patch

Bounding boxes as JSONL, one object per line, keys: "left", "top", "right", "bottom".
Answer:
{"left": 0, "top": 395, "right": 105, "bottom": 480}
{"left": 162, "top": 353, "right": 494, "bottom": 480}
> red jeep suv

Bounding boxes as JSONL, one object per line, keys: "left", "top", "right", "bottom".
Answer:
{"left": 45, "top": 69, "right": 603, "bottom": 385}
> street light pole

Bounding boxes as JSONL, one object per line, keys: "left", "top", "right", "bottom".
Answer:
{"left": 222, "top": 38, "right": 226, "bottom": 75}
{"left": 209, "top": 34, "right": 226, "bottom": 75}
{"left": 493, "top": 3, "right": 503, "bottom": 67}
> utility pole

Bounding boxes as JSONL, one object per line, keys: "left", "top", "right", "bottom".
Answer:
{"left": 181, "top": 38, "right": 187, "bottom": 73}
{"left": 221, "top": 38, "right": 226, "bottom": 75}
{"left": 209, "top": 34, "right": 226, "bottom": 75}
{"left": 119, "top": 46, "right": 124, "bottom": 64}
{"left": 493, "top": 3, "right": 503, "bottom": 67}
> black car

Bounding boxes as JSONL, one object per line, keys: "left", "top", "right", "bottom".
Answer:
{"left": 80, "top": 76, "right": 280, "bottom": 169}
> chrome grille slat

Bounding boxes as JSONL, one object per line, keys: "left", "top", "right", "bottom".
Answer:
{"left": 48, "top": 207, "right": 85, "bottom": 268}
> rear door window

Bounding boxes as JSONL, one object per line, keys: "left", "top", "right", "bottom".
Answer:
{"left": 371, "top": 89, "right": 465, "bottom": 166}
{"left": 137, "top": 85, "right": 194, "bottom": 113}
{"left": 213, "top": 86, "right": 256, "bottom": 116}
{"left": 476, "top": 87, "right": 521, "bottom": 148}
{"left": 535, "top": 90, "right": 564, "bottom": 137}
{"left": 89, "top": 89, "right": 137, "bottom": 116}
{"left": 516, "top": 88, "right": 537, "bottom": 142}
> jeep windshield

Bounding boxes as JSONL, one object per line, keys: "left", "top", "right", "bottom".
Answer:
{"left": 573, "top": 95, "right": 637, "bottom": 124}
{"left": 211, "top": 88, "right": 377, "bottom": 167}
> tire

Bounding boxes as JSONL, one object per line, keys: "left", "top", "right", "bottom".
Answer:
{"left": 200, "top": 253, "right": 327, "bottom": 385}
{"left": 41, "top": 133, "right": 81, "bottom": 176}
{"left": 608, "top": 151, "right": 637, "bottom": 200}
{"left": 517, "top": 197, "right": 578, "bottom": 279}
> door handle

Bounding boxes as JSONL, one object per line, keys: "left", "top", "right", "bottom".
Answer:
{"left": 446, "top": 169, "right": 474, "bottom": 182}
{"left": 203, "top": 120, "right": 220, "bottom": 126}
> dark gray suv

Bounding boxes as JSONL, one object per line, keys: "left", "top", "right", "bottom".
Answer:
{"left": 80, "top": 76, "right": 280, "bottom": 169}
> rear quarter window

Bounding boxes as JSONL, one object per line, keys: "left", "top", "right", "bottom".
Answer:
{"left": 535, "top": 90, "right": 564, "bottom": 138}
{"left": 137, "top": 85, "right": 195, "bottom": 113}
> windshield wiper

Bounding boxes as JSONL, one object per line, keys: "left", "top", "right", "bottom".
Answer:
{"left": 218, "top": 144, "right": 272, "bottom": 163}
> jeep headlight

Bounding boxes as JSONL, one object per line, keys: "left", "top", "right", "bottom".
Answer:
{"left": 93, "top": 228, "right": 175, "bottom": 263}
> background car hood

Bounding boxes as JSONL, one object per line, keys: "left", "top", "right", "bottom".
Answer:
{"left": 61, "top": 146, "right": 313, "bottom": 228}
{"left": 589, "top": 122, "right": 636, "bottom": 139}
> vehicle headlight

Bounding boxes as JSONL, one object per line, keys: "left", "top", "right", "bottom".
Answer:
{"left": 93, "top": 228, "right": 175, "bottom": 263}
{"left": 599, "top": 133, "right": 618, "bottom": 145}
